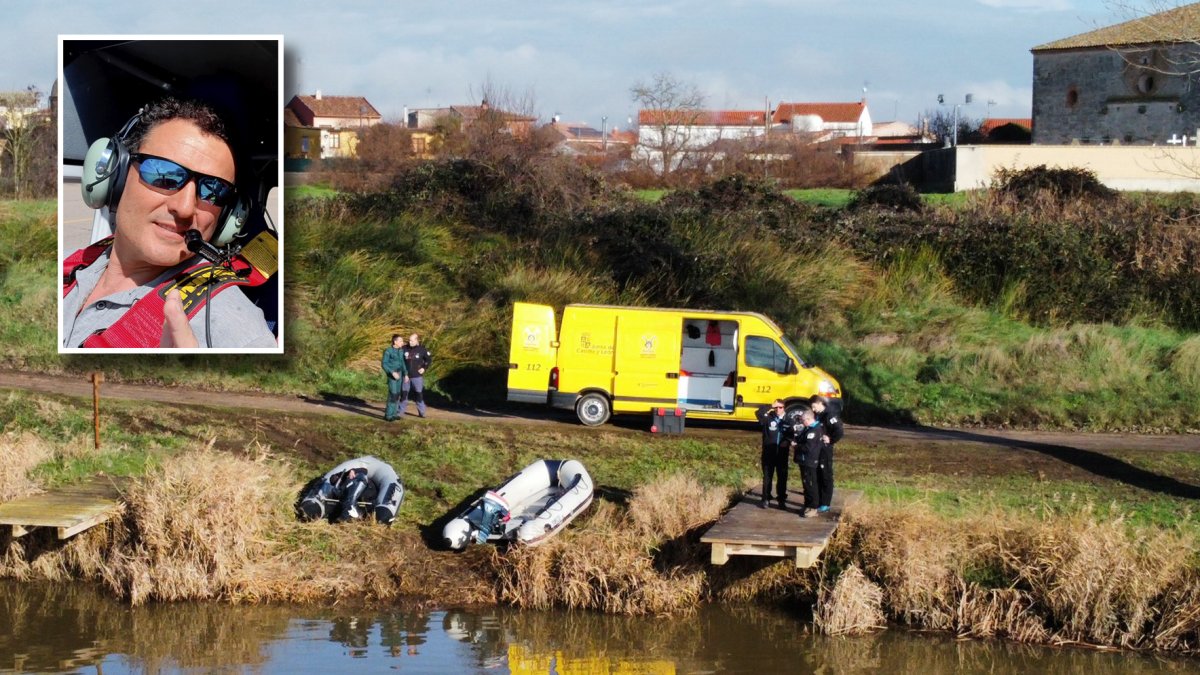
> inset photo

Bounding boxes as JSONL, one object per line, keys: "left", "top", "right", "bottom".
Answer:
{"left": 59, "top": 36, "right": 283, "bottom": 352}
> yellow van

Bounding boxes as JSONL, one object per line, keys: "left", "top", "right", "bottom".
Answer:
{"left": 507, "top": 302, "right": 841, "bottom": 426}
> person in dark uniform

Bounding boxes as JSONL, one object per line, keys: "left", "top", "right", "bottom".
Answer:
{"left": 399, "top": 332, "right": 432, "bottom": 418}
{"left": 810, "top": 395, "right": 843, "bottom": 513}
{"left": 755, "top": 399, "right": 793, "bottom": 509}
{"left": 382, "top": 334, "right": 408, "bottom": 422}
{"left": 793, "top": 408, "right": 824, "bottom": 518}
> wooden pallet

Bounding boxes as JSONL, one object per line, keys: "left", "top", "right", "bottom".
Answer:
{"left": 0, "top": 475, "right": 127, "bottom": 539}
{"left": 701, "top": 488, "right": 862, "bottom": 568}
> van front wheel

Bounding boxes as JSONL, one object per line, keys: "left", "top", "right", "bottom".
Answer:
{"left": 576, "top": 393, "right": 611, "bottom": 426}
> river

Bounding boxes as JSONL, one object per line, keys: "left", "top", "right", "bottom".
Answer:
{"left": 1, "top": 581, "right": 1195, "bottom": 674}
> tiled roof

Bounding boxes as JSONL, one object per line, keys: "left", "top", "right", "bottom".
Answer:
{"left": 283, "top": 108, "right": 307, "bottom": 128}
{"left": 291, "top": 95, "right": 381, "bottom": 119}
{"left": 773, "top": 101, "right": 865, "bottom": 124}
{"left": 1033, "top": 3, "right": 1200, "bottom": 50}
{"left": 637, "top": 109, "right": 769, "bottom": 126}
{"left": 980, "top": 118, "right": 1032, "bottom": 134}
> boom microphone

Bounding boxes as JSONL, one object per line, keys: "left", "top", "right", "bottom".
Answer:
{"left": 184, "top": 229, "right": 224, "bottom": 265}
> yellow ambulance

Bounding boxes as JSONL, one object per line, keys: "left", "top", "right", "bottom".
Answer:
{"left": 507, "top": 302, "right": 841, "bottom": 426}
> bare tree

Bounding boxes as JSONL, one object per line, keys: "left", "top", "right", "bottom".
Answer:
{"left": 630, "top": 72, "right": 708, "bottom": 179}
{"left": 918, "top": 107, "right": 981, "bottom": 147}
{"left": 0, "top": 86, "right": 51, "bottom": 199}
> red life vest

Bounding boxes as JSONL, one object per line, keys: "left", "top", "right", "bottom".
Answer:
{"left": 62, "top": 236, "right": 271, "bottom": 348}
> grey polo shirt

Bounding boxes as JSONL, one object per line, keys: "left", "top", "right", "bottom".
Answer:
{"left": 62, "top": 247, "right": 277, "bottom": 349}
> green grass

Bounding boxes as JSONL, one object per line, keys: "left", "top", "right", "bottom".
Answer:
{"left": 285, "top": 184, "right": 341, "bottom": 200}
{"left": 2, "top": 182, "right": 1198, "bottom": 433}
{"left": 7, "top": 388, "right": 1196, "bottom": 541}
{"left": 633, "top": 189, "right": 667, "bottom": 202}
{"left": 786, "top": 188, "right": 853, "bottom": 208}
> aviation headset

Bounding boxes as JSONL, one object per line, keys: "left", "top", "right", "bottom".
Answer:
{"left": 80, "top": 107, "right": 249, "bottom": 246}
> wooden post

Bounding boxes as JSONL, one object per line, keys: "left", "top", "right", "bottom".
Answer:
{"left": 91, "top": 372, "right": 104, "bottom": 449}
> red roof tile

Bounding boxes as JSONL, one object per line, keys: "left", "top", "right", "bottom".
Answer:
{"left": 637, "top": 109, "right": 769, "bottom": 126}
{"left": 980, "top": 118, "right": 1032, "bottom": 134}
{"left": 290, "top": 95, "right": 381, "bottom": 121}
{"left": 773, "top": 101, "right": 865, "bottom": 124}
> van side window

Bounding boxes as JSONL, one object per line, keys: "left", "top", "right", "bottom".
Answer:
{"left": 745, "top": 336, "right": 789, "bottom": 374}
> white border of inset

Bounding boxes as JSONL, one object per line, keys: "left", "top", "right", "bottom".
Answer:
{"left": 57, "top": 34, "right": 284, "bottom": 354}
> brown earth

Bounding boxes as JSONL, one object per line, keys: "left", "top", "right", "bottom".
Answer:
{"left": 4, "top": 369, "right": 1200, "bottom": 494}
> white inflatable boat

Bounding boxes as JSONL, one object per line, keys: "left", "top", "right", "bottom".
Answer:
{"left": 443, "top": 459, "right": 594, "bottom": 550}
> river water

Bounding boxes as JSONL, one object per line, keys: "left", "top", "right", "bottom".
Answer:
{"left": 1, "top": 581, "right": 1195, "bottom": 674}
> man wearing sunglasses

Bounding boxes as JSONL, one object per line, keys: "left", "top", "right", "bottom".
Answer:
{"left": 62, "top": 98, "right": 276, "bottom": 349}
{"left": 755, "top": 399, "right": 794, "bottom": 509}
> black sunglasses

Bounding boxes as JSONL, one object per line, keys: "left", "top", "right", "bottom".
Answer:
{"left": 131, "top": 153, "right": 235, "bottom": 206}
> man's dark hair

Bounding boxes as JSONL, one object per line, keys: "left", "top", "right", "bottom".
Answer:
{"left": 126, "top": 97, "right": 234, "bottom": 158}
{"left": 392, "top": 333, "right": 402, "bottom": 343}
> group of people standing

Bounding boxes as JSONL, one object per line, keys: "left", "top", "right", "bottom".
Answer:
{"left": 382, "top": 333, "right": 433, "bottom": 422}
{"left": 756, "top": 396, "right": 843, "bottom": 518}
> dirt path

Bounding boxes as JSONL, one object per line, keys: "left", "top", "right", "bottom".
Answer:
{"left": 3, "top": 369, "right": 1199, "bottom": 454}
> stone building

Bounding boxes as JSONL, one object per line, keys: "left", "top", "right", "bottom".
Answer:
{"left": 1031, "top": 3, "right": 1200, "bottom": 145}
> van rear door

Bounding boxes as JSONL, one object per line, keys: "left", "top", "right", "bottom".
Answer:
{"left": 508, "top": 303, "right": 559, "bottom": 404}
{"left": 612, "top": 313, "right": 680, "bottom": 412}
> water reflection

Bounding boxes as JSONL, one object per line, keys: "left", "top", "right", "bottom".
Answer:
{"left": 1, "top": 581, "right": 1197, "bottom": 674}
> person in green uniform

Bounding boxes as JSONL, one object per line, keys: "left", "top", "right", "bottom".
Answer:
{"left": 382, "top": 334, "right": 408, "bottom": 422}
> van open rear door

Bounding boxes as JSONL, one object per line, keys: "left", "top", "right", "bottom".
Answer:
{"left": 507, "top": 303, "right": 559, "bottom": 404}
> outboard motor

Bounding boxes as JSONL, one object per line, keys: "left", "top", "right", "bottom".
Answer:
{"left": 472, "top": 491, "right": 510, "bottom": 544}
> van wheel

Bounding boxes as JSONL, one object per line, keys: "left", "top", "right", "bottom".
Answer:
{"left": 784, "top": 402, "right": 809, "bottom": 423}
{"left": 576, "top": 393, "right": 611, "bottom": 426}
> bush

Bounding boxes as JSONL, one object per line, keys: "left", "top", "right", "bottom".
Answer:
{"left": 848, "top": 183, "right": 925, "bottom": 213}
{"left": 993, "top": 165, "right": 1116, "bottom": 202}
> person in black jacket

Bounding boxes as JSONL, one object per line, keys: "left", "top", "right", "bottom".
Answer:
{"left": 755, "top": 399, "right": 793, "bottom": 509}
{"left": 793, "top": 408, "right": 824, "bottom": 518}
{"left": 810, "top": 396, "right": 843, "bottom": 513}
{"left": 399, "top": 333, "right": 433, "bottom": 418}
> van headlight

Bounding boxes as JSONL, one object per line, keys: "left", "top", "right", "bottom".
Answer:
{"left": 818, "top": 379, "right": 837, "bottom": 395}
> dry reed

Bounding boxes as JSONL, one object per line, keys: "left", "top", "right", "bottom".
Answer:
{"left": 0, "top": 430, "right": 53, "bottom": 502}
{"left": 814, "top": 564, "right": 885, "bottom": 636}
{"left": 495, "top": 473, "right": 728, "bottom": 615}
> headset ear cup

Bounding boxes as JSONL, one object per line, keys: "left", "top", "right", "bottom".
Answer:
{"left": 81, "top": 138, "right": 118, "bottom": 209}
{"left": 212, "top": 197, "right": 249, "bottom": 245}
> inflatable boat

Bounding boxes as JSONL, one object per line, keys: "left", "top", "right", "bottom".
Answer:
{"left": 442, "top": 459, "right": 593, "bottom": 550}
{"left": 298, "top": 455, "right": 404, "bottom": 525}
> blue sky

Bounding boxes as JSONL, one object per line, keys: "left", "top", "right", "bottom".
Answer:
{"left": 2, "top": 0, "right": 1151, "bottom": 131}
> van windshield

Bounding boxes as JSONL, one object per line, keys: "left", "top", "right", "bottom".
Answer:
{"left": 780, "top": 335, "right": 809, "bottom": 368}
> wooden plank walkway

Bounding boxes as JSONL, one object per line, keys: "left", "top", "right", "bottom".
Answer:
{"left": 701, "top": 488, "right": 862, "bottom": 568}
{"left": 0, "top": 475, "right": 127, "bottom": 539}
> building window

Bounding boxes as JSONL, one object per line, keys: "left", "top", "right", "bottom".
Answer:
{"left": 1066, "top": 87, "right": 1079, "bottom": 108}
{"left": 1137, "top": 73, "right": 1156, "bottom": 95}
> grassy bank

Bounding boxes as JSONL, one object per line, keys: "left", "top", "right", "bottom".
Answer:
{"left": 4, "top": 163, "right": 1200, "bottom": 432}
{"left": 2, "top": 391, "right": 1199, "bottom": 654}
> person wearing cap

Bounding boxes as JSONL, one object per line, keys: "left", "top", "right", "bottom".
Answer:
{"left": 793, "top": 408, "right": 825, "bottom": 517}
{"left": 810, "top": 395, "right": 843, "bottom": 513}
{"left": 755, "top": 399, "right": 793, "bottom": 509}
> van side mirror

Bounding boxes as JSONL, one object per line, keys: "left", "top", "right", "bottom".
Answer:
{"left": 786, "top": 358, "right": 798, "bottom": 375}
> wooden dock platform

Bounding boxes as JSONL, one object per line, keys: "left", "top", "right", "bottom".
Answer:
{"left": 701, "top": 488, "right": 862, "bottom": 568}
{"left": 0, "top": 475, "right": 126, "bottom": 539}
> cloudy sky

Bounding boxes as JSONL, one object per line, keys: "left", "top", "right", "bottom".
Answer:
{"left": 2, "top": 0, "right": 1160, "bottom": 131}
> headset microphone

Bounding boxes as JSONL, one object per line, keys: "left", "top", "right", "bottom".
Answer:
{"left": 184, "top": 229, "right": 224, "bottom": 265}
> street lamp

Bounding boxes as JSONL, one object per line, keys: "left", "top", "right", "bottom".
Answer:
{"left": 939, "top": 93, "right": 973, "bottom": 147}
